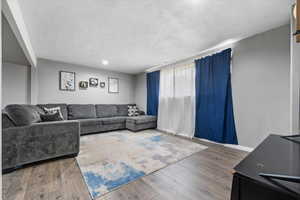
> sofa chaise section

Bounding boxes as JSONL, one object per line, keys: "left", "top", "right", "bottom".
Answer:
{"left": 126, "top": 115, "right": 157, "bottom": 131}
{"left": 76, "top": 104, "right": 157, "bottom": 134}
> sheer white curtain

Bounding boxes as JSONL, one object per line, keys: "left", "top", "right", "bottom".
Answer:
{"left": 157, "top": 64, "right": 195, "bottom": 138}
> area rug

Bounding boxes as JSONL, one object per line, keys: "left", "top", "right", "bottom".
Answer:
{"left": 76, "top": 130, "right": 207, "bottom": 199}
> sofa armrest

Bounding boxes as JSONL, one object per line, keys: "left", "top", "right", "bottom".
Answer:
{"left": 2, "top": 120, "right": 80, "bottom": 171}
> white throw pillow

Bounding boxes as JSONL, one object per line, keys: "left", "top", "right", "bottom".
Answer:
{"left": 128, "top": 105, "right": 139, "bottom": 117}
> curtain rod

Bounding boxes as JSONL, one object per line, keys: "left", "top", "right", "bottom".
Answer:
{"left": 146, "top": 44, "right": 235, "bottom": 73}
{"left": 145, "top": 38, "right": 242, "bottom": 73}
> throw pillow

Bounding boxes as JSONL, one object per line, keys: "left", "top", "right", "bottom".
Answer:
{"left": 43, "top": 107, "right": 64, "bottom": 119}
{"left": 5, "top": 104, "right": 42, "bottom": 126}
{"left": 128, "top": 105, "right": 139, "bottom": 117}
{"left": 40, "top": 112, "right": 63, "bottom": 122}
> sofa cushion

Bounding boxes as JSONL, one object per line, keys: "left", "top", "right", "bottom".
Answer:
{"left": 116, "top": 104, "right": 135, "bottom": 116}
{"left": 78, "top": 118, "right": 103, "bottom": 127}
{"left": 38, "top": 104, "right": 68, "bottom": 120}
{"left": 116, "top": 104, "right": 134, "bottom": 116}
{"left": 68, "top": 104, "right": 96, "bottom": 120}
{"left": 100, "top": 117, "right": 127, "bottom": 125}
{"left": 126, "top": 115, "right": 157, "bottom": 124}
{"left": 116, "top": 104, "right": 128, "bottom": 116}
{"left": 2, "top": 112, "right": 16, "bottom": 129}
{"left": 95, "top": 104, "right": 118, "bottom": 118}
{"left": 5, "top": 105, "right": 44, "bottom": 126}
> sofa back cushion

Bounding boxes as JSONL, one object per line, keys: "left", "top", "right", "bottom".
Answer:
{"left": 116, "top": 104, "right": 136, "bottom": 116}
{"left": 5, "top": 104, "right": 44, "bottom": 126}
{"left": 37, "top": 104, "right": 68, "bottom": 120}
{"left": 95, "top": 104, "right": 118, "bottom": 118}
{"left": 68, "top": 104, "right": 96, "bottom": 120}
{"left": 2, "top": 112, "right": 16, "bottom": 129}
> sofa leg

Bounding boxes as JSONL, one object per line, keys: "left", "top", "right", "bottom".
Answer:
{"left": 67, "top": 153, "right": 79, "bottom": 158}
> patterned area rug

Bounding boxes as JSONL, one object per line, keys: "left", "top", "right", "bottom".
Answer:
{"left": 76, "top": 130, "right": 207, "bottom": 199}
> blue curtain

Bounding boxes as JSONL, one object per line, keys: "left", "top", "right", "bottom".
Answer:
{"left": 194, "top": 48, "right": 238, "bottom": 144}
{"left": 147, "top": 71, "right": 160, "bottom": 116}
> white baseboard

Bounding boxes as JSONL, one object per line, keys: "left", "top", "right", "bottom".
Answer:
{"left": 157, "top": 129, "right": 254, "bottom": 152}
{"left": 193, "top": 137, "right": 254, "bottom": 152}
{"left": 223, "top": 144, "right": 254, "bottom": 152}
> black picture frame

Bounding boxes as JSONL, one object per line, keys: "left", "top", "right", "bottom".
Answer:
{"left": 100, "top": 82, "right": 105, "bottom": 88}
{"left": 59, "top": 71, "right": 76, "bottom": 91}
{"left": 79, "top": 81, "right": 88, "bottom": 89}
{"left": 89, "top": 77, "right": 99, "bottom": 87}
{"left": 108, "top": 77, "right": 119, "bottom": 93}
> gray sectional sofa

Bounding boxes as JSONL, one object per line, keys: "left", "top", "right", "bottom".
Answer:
{"left": 2, "top": 104, "right": 157, "bottom": 172}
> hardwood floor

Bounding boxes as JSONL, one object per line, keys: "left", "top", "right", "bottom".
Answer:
{"left": 3, "top": 137, "right": 248, "bottom": 200}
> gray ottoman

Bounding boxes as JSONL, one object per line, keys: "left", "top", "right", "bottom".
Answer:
{"left": 126, "top": 115, "right": 157, "bottom": 131}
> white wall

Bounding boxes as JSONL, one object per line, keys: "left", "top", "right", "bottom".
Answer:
{"left": 36, "top": 59, "right": 135, "bottom": 104}
{"left": 232, "top": 25, "right": 290, "bottom": 148}
{"left": 2, "top": 62, "right": 31, "bottom": 107}
{"left": 2, "top": 12, "right": 31, "bottom": 107}
{"left": 30, "top": 66, "right": 38, "bottom": 104}
{"left": 2, "top": 14, "right": 29, "bottom": 66}
{"left": 290, "top": 10, "right": 300, "bottom": 133}
{"left": 134, "top": 73, "right": 147, "bottom": 112}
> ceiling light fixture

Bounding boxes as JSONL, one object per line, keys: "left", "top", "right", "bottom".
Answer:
{"left": 102, "top": 60, "right": 109, "bottom": 65}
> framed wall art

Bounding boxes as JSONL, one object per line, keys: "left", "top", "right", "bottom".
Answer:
{"left": 89, "top": 78, "right": 99, "bottom": 87}
{"left": 100, "top": 82, "right": 105, "bottom": 88}
{"left": 59, "top": 71, "right": 75, "bottom": 91}
{"left": 108, "top": 77, "right": 119, "bottom": 93}
{"left": 79, "top": 81, "right": 88, "bottom": 89}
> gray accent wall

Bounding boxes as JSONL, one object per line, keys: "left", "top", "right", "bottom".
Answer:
{"left": 2, "top": 62, "right": 31, "bottom": 107}
{"left": 134, "top": 73, "right": 147, "bottom": 112}
{"left": 232, "top": 24, "right": 290, "bottom": 148}
{"left": 2, "top": 15, "right": 30, "bottom": 66}
{"left": 36, "top": 59, "right": 135, "bottom": 105}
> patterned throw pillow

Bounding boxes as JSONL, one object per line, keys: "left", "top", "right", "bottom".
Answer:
{"left": 128, "top": 105, "right": 139, "bottom": 117}
{"left": 43, "top": 107, "right": 64, "bottom": 120}
{"left": 40, "top": 112, "right": 63, "bottom": 122}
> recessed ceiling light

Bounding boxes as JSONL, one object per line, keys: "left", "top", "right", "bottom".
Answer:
{"left": 102, "top": 59, "right": 109, "bottom": 65}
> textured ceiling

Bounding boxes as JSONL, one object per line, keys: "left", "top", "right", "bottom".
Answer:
{"left": 18, "top": 0, "right": 293, "bottom": 74}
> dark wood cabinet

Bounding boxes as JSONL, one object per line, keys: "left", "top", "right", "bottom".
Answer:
{"left": 231, "top": 135, "right": 300, "bottom": 200}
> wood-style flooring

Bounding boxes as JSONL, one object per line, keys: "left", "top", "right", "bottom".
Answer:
{"left": 3, "top": 136, "right": 248, "bottom": 200}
